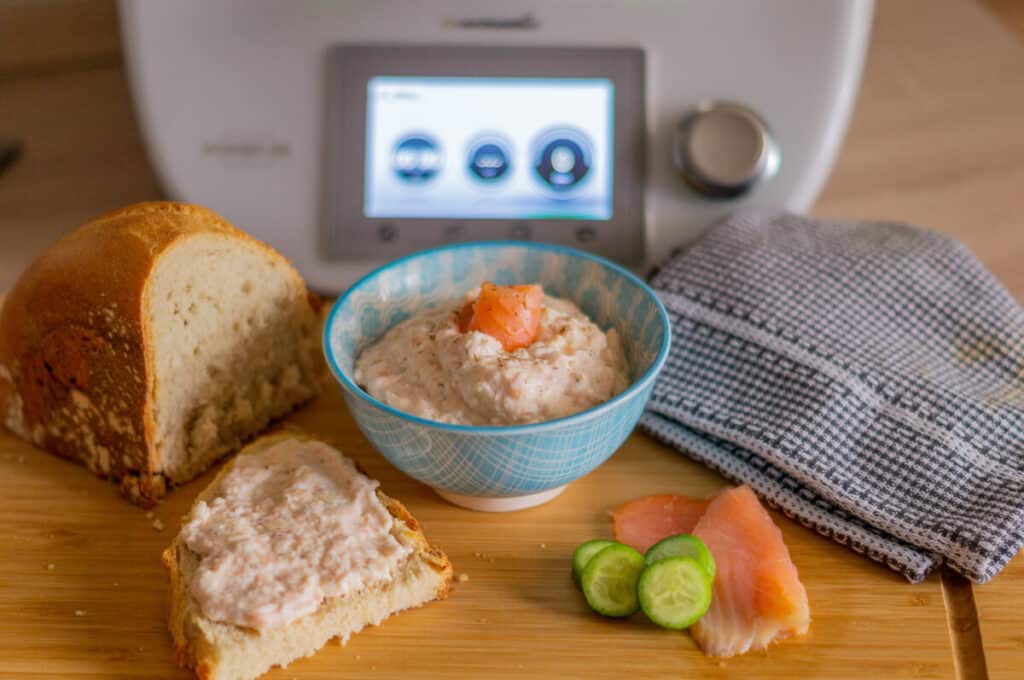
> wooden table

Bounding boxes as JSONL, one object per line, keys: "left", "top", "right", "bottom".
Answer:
{"left": 1, "top": 1, "right": 1022, "bottom": 678}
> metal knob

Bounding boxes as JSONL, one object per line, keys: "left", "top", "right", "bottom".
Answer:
{"left": 674, "top": 102, "right": 779, "bottom": 198}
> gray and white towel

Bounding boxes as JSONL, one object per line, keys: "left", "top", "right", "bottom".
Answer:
{"left": 640, "top": 211, "right": 1024, "bottom": 583}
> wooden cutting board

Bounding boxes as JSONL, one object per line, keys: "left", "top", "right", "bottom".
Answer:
{"left": 974, "top": 552, "right": 1023, "bottom": 680}
{"left": 0, "top": 378, "right": 961, "bottom": 679}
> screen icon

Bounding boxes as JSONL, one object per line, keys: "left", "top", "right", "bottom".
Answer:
{"left": 532, "top": 126, "right": 593, "bottom": 193}
{"left": 392, "top": 133, "right": 443, "bottom": 183}
{"left": 467, "top": 134, "right": 512, "bottom": 183}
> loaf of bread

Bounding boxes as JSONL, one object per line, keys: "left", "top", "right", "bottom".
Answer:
{"left": 163, "top": 431, "right": 452, "bottom": 680}
{"left": 0, "top": 202, "right": 322, "bottom": 504}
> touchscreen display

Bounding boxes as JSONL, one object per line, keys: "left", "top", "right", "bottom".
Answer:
{"left": 363, "top": 77, "right": 614, "bottom": 220}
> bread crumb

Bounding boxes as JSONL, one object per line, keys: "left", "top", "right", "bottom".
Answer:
{"left": 145, "top": 511, "right": 154, "bottom": 519}
{"left": 47, "top": 563, "right": 55, "bottom": 570}
{"left": 539, "top": 543, "right": 547, "bottom": 549}
{"left": 457, "top": 573, "right": 469, "bottom": 583}
{"left": 113, "top": 582, "right": 119, "bottom": 587}
{"left": 74, "top": 610, "right": 86, "bottom": 617}
{"left": 152, "top": 518, "right": 164, "bottom": 531}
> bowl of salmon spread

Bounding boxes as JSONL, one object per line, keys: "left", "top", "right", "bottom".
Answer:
{"left": 324, "top": 242, "right": 671, "bottom": 511}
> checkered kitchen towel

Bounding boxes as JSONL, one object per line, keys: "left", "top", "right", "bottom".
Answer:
{"left": 639, "top": 211, "right": 1024, "bottom": 583}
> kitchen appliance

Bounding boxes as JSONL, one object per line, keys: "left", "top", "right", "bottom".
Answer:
{"left": 120, "top": 0, "right": 873, "bottom": 293}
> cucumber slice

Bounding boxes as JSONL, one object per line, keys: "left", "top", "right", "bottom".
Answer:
{"left": 645, "top": 534, "right": 716, "bottom": 581}
{"left": 580, "top": 544, "right": 646, "bottom": 617}
{"left": 572, "top": 539, "right": 618, "bottom": 586}
{"left": 637, "top": 556, "right": 713, "bottom": 630}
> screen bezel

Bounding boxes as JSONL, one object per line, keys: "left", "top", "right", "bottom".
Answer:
{"left": 323, "top": 44, "right": 645, "bottom": 263}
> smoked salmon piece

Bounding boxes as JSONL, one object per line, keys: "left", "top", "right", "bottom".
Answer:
{"left": 691, "top": 485, "right": 810, "bottom": 657}
{"left": 457, "top": 282, "right": 543, "bottom": 351}
{"left": 611, "top": 494, "right": 711, "bottom": 553}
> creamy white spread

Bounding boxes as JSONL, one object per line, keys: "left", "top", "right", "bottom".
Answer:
{"left": 181, "top": 439, "right": 412, "bottom": 630}
{"left": 354, "top": 289, "right": 630, "bottom": 425}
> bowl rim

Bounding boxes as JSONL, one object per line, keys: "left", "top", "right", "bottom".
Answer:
{"left": 322, "top": 240, "right": 672, "bottom": 436}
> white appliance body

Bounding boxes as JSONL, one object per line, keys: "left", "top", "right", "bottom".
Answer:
{"left": 120, "top": 0, "right": 873, "bottom": 293}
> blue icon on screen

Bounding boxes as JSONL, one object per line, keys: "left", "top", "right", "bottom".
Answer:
{"left": 392, "top": 134, "right": 443, "bottom": 183}
{"left": 532, "top": 127, "right": 593, "bottom": 192}
{"left": 467, "top": 135, "right": 512, "bottom": 182}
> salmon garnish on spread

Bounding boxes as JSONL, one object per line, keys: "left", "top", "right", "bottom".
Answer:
{"left": 457, "top": 282, "right": 543, "bottom": 351}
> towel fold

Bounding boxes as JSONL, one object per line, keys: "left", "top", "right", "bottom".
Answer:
{"left": 640, "top": 211, "right": 1024, "bottom": 583}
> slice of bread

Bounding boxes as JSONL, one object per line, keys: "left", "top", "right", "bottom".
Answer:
{"left": 163, "top": 431, "right": 452, "bottom": 680}
{"left": 0, "top": 202, "right": 322, "bottom": 505}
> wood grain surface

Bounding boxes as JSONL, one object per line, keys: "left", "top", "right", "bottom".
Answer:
{"left": 0, "top": 377, "right": 959, "bottom": 679}
{"left": 0, "top": 0, "right": 120, "bottom": 77}
{"left": 0, "top": 1, "right": 1023, "bottom": 678}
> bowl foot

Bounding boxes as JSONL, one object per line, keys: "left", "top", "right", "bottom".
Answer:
{"left": 433, "top": 485, "right": 568, "bottom": 512}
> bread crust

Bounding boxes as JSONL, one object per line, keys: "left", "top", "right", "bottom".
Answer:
{"left": 163, "top": 431, "right": 452, "bottom": 679}
{"left": 0, "top": 202, "right": 319, "bottom": 505}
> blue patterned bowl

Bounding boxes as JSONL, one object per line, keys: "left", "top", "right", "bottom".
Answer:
{"left": 323, "top": 242, "right": 671, "bottom": 511}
